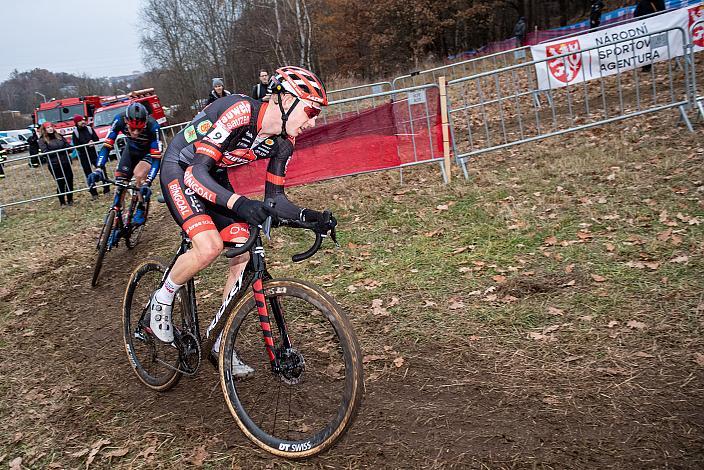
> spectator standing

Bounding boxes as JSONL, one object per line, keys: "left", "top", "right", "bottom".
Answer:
{"left": 71, "top": 115, "right": 107, "bottom": 199}
{"left": 206, "top": 78, "right": 231, "bottom": 106}
{"left": 27, "top": 125, "right": 41, "bottom": 168}
{"left": 251, "top": 70, "right": 270, "bottom": 101}
{"left": 0, "top": 140, "right": 6, "bottom": 179}
{"left": 634, "top": 0, "right": 666, "bottom": 71}
{"left": 513, "top": 17, "right": 527, "bottom": 46}
{"left": 590, "top": 0, "right": 605, "bottom": 29}
{"left": 38, "top": 121, "right": 74, "bottom": 206}
{"left": 634, "top": 0, "right": 665, "bottom": 18}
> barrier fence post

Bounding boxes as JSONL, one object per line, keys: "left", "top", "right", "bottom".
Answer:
{"left": 438, "top": 76, "right": 452, "bottom": 182}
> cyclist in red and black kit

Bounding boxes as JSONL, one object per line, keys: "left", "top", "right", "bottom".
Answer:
{"left": 149, "top": 66, "right": 336, "bottom": 374}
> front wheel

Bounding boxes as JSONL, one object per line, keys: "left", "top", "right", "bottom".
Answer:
{"left": 91, "top": 209, "right": 115, "bottom": 287}
{"left": 219, "top": 279, "right": 364, "bottom": 458}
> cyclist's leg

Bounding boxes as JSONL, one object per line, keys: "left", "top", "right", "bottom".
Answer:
{"left": 114, "top": 145, "right": 136, "bottom": 208}
{"left": 131, "top": 157, "right": 152, "bottom": 225}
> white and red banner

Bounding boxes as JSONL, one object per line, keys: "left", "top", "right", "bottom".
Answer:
{"left": 531, "top": 3, "right": 703, "bottom": 90}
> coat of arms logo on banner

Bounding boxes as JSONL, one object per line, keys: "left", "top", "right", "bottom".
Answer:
{"left": 689, "top": 5, "right": 704, "bottom": 49}
{"left": 546, "top": 40, "right": 583, "bottom": 84}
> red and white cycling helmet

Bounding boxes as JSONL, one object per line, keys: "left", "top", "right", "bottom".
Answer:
{"left": 269, "top": 66, "right": 328, "bottom": 106}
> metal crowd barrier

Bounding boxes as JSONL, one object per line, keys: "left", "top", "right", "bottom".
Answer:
{"left": 392, "top": 43, "right": 531, "bottom": 90}
{"left": 446, "top": 26, "right": 694, "bottom": 178}
{"left": 0, "top": 140, "right": 114, "bottom": 208}
{"left": 328, "top": 81, "right": 393, "bottom": 103}
{"left": 160, "top": 121, "right": 189, "bottom": 144}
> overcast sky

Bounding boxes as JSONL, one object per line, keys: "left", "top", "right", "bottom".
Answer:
{"left": 0, "top": 0, "right": 144, "bottom": 81}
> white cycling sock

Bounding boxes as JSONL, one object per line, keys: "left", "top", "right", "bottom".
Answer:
{"left": 155, "top": 275, "right": 182, "bottom": 305}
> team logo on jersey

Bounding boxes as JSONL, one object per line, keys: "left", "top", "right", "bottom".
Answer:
{"left": 264, "top": 138, "right": 274, "bottom": 146}
{"left": 217, "top": 101, "right": 251, "bottom": 131}
{"left": 197, "top": 120, "right": 212, "bottom": 135}
{"left": 184, "top": 125, "right": 197, "bottom": 143}
{"left": 167, "top": 179, "right": 193, "bottom": 219}
{"left": 546, "top": 39, "right": 582, "bottom": 84}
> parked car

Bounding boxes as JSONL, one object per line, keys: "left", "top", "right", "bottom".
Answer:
{"left": 0, "top": 136, "right": 29, "bottom": 154}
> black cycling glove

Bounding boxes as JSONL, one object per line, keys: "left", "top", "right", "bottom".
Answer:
{"left": 232, "top": 196, "right": 270, "bottom": 226}
{"left": 301, "top": 208, "right": 337, "bottom": 234}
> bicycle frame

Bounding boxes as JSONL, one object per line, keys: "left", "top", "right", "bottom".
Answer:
{"left": 158, "top": 231, "right": 292, "bottom": 374}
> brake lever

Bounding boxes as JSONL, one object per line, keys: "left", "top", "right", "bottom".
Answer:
{"left": 262, "top": 215, "right": 272, "bottom": 240}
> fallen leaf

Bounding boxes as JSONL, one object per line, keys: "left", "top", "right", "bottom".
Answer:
{"left": 657, "top": 229, "right": 672, "bottom": 241}
{"left": 542, "top": 396, "right": 560, "bottom": 405}
{"left": 346, "top": 285, "right": 358, "bottom": 293}
{"left": 137, "top": 446, "right": 156, "bottom": 461}
{"left": 393, "top": 357, "right": 405, "bottom": 368}
{"left": 423, "top": 300, "right": 437, "bottom": 307}
{"left": 12, "top": 432, "right": 22, "bottom": 443}
{"left": 70, "top": 449, "right": 90, "bottom": 458}
{"left": 10, "top": 457, "right": 22, "bottom": 470}
{"left": 451, "top": 246, "right": 474, "bottom": 255}
{"left": 424, "top": 228, "right": 442, "bottom": 237}
{"left": 626, "top": 261, "right": 646, "bottom": 269}
{"left": 561, "top": 279, "right": 576, "bottom": 287}
{"left": 492, "top": 275, "right": 506, "bottom": 283}
{"left": 388, "top": 296, "right": 400, "bottom": 307}
{"left": 694, "top": 353, "right": 704, "bottom": 367}
{"left": 448, "top": 298, "right": 464, "bottom": 310}
{"left": 591, "top": 274, "right": 606, "bottom": 282}
{"left": 103, "top": 448, "right": 129, "bottom": 460}
{"left": 436, "top": 204, "right": 449, "bottom": 211}
{"left": 185, "top": 446, "right": 208, "bottom": 467}
{"left": 362, "top": 355, "right": 385, "bottom": 363}
{"left": 544, "top": 236, "right": 558, "bottom": 246}
{"left": 564, "top": 264, "right": 575, "bottom": 274}
{"left": 643, "top": 261, "right": 660, "bottom": 270}
{"left": 626, "top": 320, "right": 647, "bottom": 330}
{"left": 86, "top": 439, "right": 111, "bottom": 468}
{"left": 579, "top": 315, "right": 593, "bottom": 322}
{"left": 543, "top": 325, "right": 561, "bottom": 333}
{"left": 607, "top": 320, "right": 619, "bottom": 328}
{"left": 547, "top": 306, "right": 564, "bottom": 316}
{"left": 669, "top": 255, "right": 689, "bottom": 264}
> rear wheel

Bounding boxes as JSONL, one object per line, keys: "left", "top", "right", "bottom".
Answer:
{"left": 91, "top": 209, "right": 115, "bottom": 287}
{"left": 122, "top": 260, "right": 185, "bottom": 391}
{"left": 219, "top": 279, "right": 364, "bottom": 458}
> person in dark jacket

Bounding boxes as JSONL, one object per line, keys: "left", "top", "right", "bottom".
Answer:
{"left": 206, "top": 78, "right": 231, "bottom": 106}
{"left": 71, "top": 115, "right": 106, "bottom": 199}
{"left": 634, "top": 0, "right": 666, "bottom": 18}
{"left": 0, "top": 141, "right": 6, "bottom": 179}
{"left": 251, "top": 70, "right": 270, "bottom": 101}
{"left": 513, "top": 17, "right": 527, "bottom": 46}
{"left": 27, "top": 125, "right": 41, "bottom": 168}
{"left": 634, "top": 0, "right": 666, "bottom": 71}
{"left": 38, "top": 121, "right": 74, "bottom": 206}
{"left": 590, "top": 0, "right": 605, "bottom": 29}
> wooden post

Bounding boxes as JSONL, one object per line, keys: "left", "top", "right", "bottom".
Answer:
{"left": 438, "top": 76, "right": 452, "bottom": 182}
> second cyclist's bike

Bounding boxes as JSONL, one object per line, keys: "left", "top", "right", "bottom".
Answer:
{"left": 122, "top": 215, "right": 364, "bottom": 458}
{"left": 91, "top": 179, "right": 151, "bottom": 287}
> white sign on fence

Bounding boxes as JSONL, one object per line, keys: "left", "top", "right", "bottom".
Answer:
{"left": 408, "top": 89, "right": 427, "bottom": 105}
{"left": 531, "top": 4, "right": 703, "bottom": 90}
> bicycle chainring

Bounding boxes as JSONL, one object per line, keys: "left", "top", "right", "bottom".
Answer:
{"left": 176, "top": 331, "right": 201, "bottom": 376}
{"left": 276, "top": 347, "right": 306, "bottom": 385}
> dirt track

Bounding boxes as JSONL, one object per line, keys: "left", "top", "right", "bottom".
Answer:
{"left": 1, "top": 113, "right": 703, "bottom": 468}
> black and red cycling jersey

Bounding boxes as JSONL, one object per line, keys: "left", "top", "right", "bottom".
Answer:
{"left": 164, "top": 94, "right": 302, "bottom": 221}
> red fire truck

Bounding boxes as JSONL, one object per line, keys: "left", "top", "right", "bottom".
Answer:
{"left": 92, "top": 88, "right": 168, "bottom": 140}
{"left": 34, "top": 95, "right": 103, "bottom": 142}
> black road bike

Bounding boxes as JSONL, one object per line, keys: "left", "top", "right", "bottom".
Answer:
{"left": 92, "top": 179, "right": 151, "bottom": 287}
{"left": 122, "top": 216, "right": 364, "bottom": 458}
